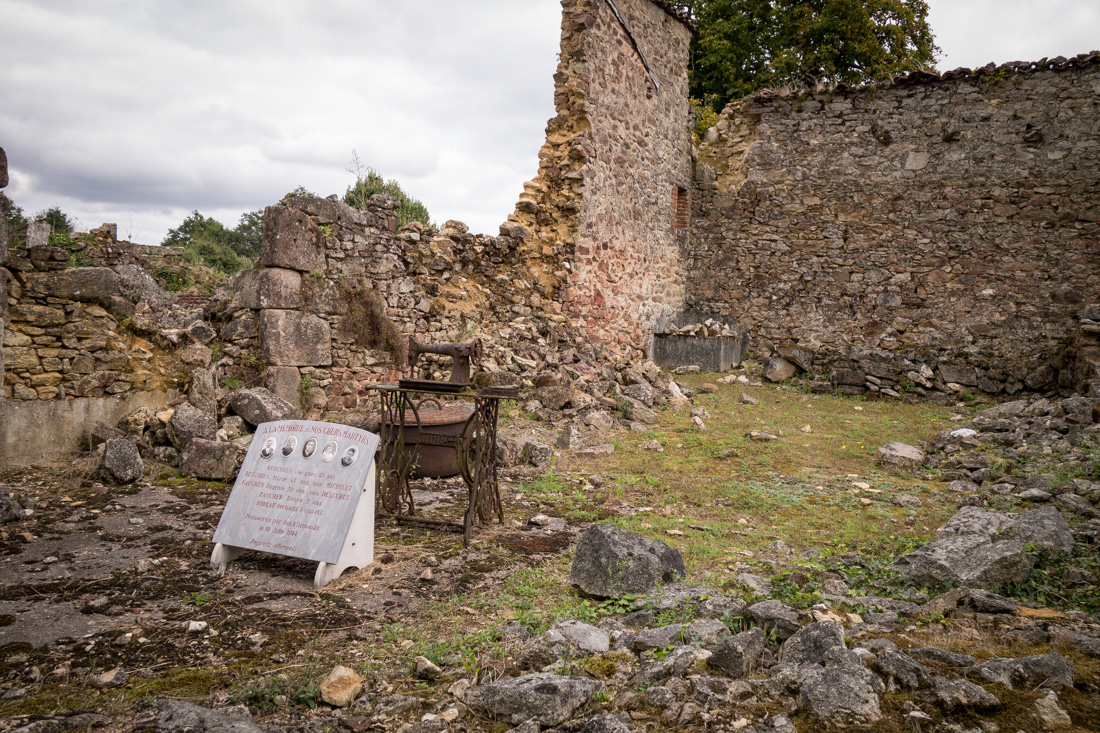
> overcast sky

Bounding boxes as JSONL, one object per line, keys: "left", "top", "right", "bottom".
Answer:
{"left": 1, "top": 0, "right": 1097, "bottom": 245}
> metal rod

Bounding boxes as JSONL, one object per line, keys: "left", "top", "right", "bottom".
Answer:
{"left": 605, "top": 0, "right": 661, "bottom": 91}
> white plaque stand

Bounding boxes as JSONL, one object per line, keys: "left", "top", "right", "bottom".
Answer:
{"left": 211, "top": 465, "right": 375, "bottom": 588}
{"left": 209, "top": 421, "right": 379, "bottom": 588}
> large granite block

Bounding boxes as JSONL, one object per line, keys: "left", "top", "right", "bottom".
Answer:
{"left": 232, "top": 267, "right": 302, "bottom": 310}
{"left": 22, "top": 268, "right": 121, "bottom": 304}
{"left": 260, "top": 206, "right": 325, "bottom": 273}
{"left": 259, "top": 310, "right": 331, "bottom": 366}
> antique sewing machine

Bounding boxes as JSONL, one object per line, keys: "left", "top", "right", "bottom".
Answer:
{"left": 402, "top": 336, "right": 482, "bottom": 387}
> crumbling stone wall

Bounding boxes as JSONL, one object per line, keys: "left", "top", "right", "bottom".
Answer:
{"left": 690, "top": 56, "right": 1100, "bottom": 396}
{"left": 230, "top": 193, "right": 540, "bottom": 420}
{"left": 3, "top": 268, "right": 166, "bottom": 401}
{"left": 510, "top": 0, "right": 694, "bottom": 357}
{"left": 0, "top": 148, "right": 10, "bottom": 466}
{"left": 0, "top": 249, "right": 192, "bottom": 462}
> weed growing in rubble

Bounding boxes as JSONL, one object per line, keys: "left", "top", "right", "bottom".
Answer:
{"left": 182, "top": 591, "right": 215, "bottom": 606}
{"left": 1005, "top": 545, "right": 1100, "bottom": 620}
{"left": 338, "top": 279, "right": 406, "bottom": 365}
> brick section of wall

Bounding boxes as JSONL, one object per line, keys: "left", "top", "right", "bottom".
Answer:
{"left": 672, "top": 185, "right": 689, "bottom": 231}
{"left": 690, "top": 60, "right": 1100, "bottom": 396}
{"left": 508, "top": 0, "right": 693, "bottom": 357}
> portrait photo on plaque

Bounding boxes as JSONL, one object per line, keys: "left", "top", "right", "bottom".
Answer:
{"left": 302, "top": 437, "right": 317, "bottom": 458}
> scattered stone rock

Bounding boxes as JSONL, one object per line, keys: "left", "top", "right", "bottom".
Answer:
{"left": 538, "top": 385, "right": 573, "bottom": 411}
{"left": 548, "top": 620, "right": 610, "bottom": 654}
{"left": 918, "top": 588, "right": 971, "bottom": 617}
{"left": 779, "top": 620, "right": 846, "bottom": 666}
{"left": 319, "top": 665, "right": 363, "bottom": 707}
{"left": 98, "top": 438, "right": 144, "bottom": 484}
{"left": 748, "top": 600, "right": 801, "bottom": 639}
{"left": 877, "top": 442, "right": 926, "bottom": 470}
{"left": 570, "top": 525, "right": 685, "bottom": 599}
{"left": 748, "top": 430, "right": 779, "bottom": 441}
{"left": 414, "top": 656, "right": 442, "bottom": 680}
{"left": 967, "top": 589, "right": 1017, "bottom": 614}
{"left": 622, "top": 382, "right": 654, "bottom": 406}
{"left": 909, "top": 648, "right": 976, "bottom": 667}
{"left": 924, "top": 675, "right": 1001, "bottom": 713}
{"left": 629, "top": 624, "right": 684, "bottom": 652}
{"left": 647, "top": 584, "right": 745, "bottom": 619}
{"left": 0, "top": 490, "right": 22, "bottom": 525}
{"left": 464, "top": 673, "right": 601, "bottom": 727}
{"left": 709, "top": 628, "right": 766, "bottom": 678}
{"left": 797, "top": 664, "right": 884, "bottom": 726}
{"left": 554, "top": 714, "right": 632, "bottom": 733}
{"left": 90, "top": 667, "right": 127, "bottom": 688}
{"left": 762, "top": 357, "right": 798, "bottom": 382}
{"left": 622, "top": 399, "right": 659, "bottom": 426}
{"left": 891, "top": 533, "right": 1031, "bottom": 591}
{"left": 556, "top": 424, "right": 584, "bottom": 450}
{"left": 585, "top": 411, "right": 617, "bottom": 431}
{"left": 229, "top": 388, "right": 298, "bottom": 426}
{"left": 973, "top": 653, "right": 1075, "bottom": 691}
{"left": 738, "top": 393, "right": 758, "bottom": 405}
{"left": 635, "top": 645, "right": 698, "bottom": 685}
{"left": 90, "top": 421, "right": 125, "bottom": 449}
{"left": 522, "top": 439, "right": 553, "bottom": 468}
{"left": 872, "top": 650, "right": 930, "bottom": 690}
{"left": 684, "top": 618, "right": 729, "bottom": 646}
{"left": 576, "top": 444, "right": 615, "bottom": 458}
{"left": 1057, "top": 492, "right": 1100, "bottom": 518}
{"left": 891, "top": 506, "right": 1075, "bottom": 590}
{"left": 157, "top": 700, "right": 268, "bottom": 733}
{"left": 1034, "top": 691, "right": 1072, "bottom": 727}
{"left": 167, "top": 402, "right": 217, "bottom": 451}
{"left": 180, "top": 439, "right": 247, "bottom": 481}
{"left": 737, "top": 572, "right": 773, "bottom": 595}
{"left": 189, "top": 368, "right": 217, "bottom": 415}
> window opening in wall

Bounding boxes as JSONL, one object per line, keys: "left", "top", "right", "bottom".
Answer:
{"left": 672, "top": 185, "right": 689, "bottom": 232}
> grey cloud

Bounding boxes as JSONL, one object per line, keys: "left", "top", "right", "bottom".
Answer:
{"left": 1, "top": 0, "right": 561, "bottom": 240}
{"left": 6, "top": 0, "right": 1090, "bottom": 245}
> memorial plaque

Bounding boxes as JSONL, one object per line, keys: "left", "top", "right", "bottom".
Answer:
{"left": 213, "top": 420, "right": 379, "bottom": 565}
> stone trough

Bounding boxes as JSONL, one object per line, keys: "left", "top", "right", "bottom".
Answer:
{"left": 651, "top": 317, "right": 748, "bottom": 373}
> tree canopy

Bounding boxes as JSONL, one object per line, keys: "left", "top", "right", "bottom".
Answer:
{"left": 343, "top": 153, "right": 433, "bottom": 229}
{"left": 675, "top": 0, "right": 939, "bottom": 113}
{"left": 34, "top": 206, "right": 76, "bottom": 234}
{"left": 162, "top": 209, "right": 263, "bottom": 275}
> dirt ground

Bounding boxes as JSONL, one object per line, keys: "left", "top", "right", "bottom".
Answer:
{"left": 0, "top": 461, "right": 565, "bottom": 729}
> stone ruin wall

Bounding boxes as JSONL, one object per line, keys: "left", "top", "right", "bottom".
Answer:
{"left": 5, "top": 19, "right": 1100, "bottom": 465}
{"left": 509, "top": 0, "right": 693, "bottom": 357}
{"left": 689, "top": 57, "right": 1100, "bottom": 397}
{"left": 237, "top": 192, "right": 541, "bottom": 421}
{"left": 0, "top": 232, "right": 195, "bottom": 463}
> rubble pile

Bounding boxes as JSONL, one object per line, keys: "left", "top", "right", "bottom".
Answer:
{"left": 661, "top": 319, "right": 738, "bottom": 338}
{"left": 924, "top": 395, "right": 1100, "bottom": 516}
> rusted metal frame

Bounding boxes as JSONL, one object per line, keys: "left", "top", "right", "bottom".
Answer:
{"left": 454, "top": 395, "right": 503, "bottom": 546}
{"left": 604, "top": 0, "right": 661, "bottom": 92}
{"left": 376, "top": 386, "right": 505, "bottom": 547}
{"left": 376, "top": 388, "right": 417, "bottom": 516}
